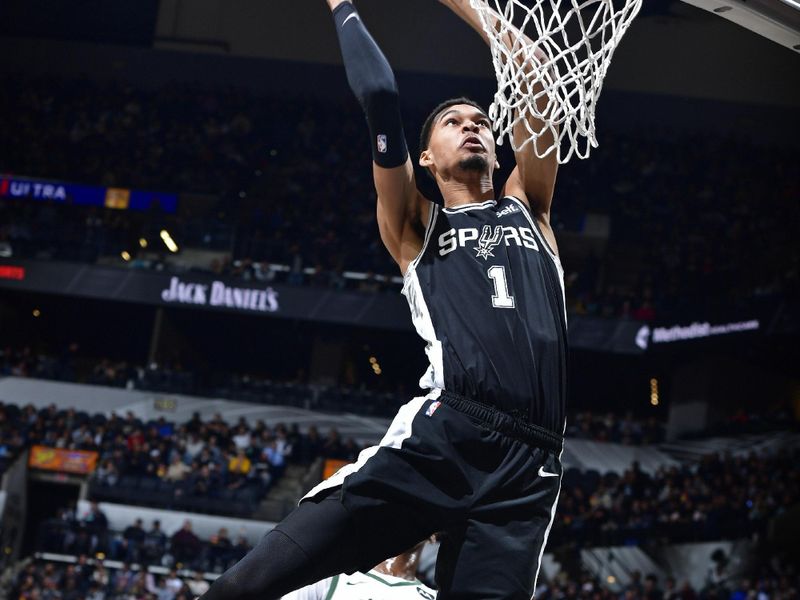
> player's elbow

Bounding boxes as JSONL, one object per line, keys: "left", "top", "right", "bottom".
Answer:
{"left": 359, "top": 78, "right": 400, "bottom": 110}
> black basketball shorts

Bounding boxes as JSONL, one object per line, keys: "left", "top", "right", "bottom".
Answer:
{"left": 299, "top": 389, "right": 564, "bottom": 600}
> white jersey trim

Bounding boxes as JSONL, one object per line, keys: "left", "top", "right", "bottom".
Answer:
{"left": 301, "top": 391, "right": 441, "bottom": 502}
{"left": 531, "top": 446, "right": 564, "bottom": 597}
{"left": 402, "top": 201, "right": 445, "bottom": 391}
{"left": 403, "top": 268, "right": 445, "bottom": 390}
{"left": 441, "top": 199, "right": 497, "bottom": 214}
{"left": 506, "top": 196, "right": 568, "bottom": 327}
{"left": 404, "top": 201, "right": 439, "bottom": 278}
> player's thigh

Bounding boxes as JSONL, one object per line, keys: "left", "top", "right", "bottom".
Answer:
{"left": 273, "top": 491, "right": 365, "bottom": 582}
{"left": 435, "top": 515, "right": 552, "bottom": 600}
{"left": 281, "top": 488, "right": 436, "bottom": 578}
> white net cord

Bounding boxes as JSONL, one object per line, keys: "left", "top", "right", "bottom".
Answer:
{"left": 469, "top": 0, "right": 643, "bottom": 162}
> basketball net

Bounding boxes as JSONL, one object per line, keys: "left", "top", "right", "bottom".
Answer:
{"left": 469, "top": 0, "right": 642, "bottom": 162}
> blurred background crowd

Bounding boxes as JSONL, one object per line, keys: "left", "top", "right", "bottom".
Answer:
{"left": 1, "top": 77, "right": 796, "bottom": 322}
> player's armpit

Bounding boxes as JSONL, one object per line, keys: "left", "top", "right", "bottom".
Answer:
{"left": 374, "top": 157, "right": 427, "bottom": 273}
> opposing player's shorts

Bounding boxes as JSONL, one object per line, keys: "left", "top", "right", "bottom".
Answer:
{"left": 300, "top": 389, "right": 564, "bottom": 600}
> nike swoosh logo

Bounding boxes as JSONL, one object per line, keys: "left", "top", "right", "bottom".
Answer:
{"left": 346, "top": 581, "right": 366, "bottom": 586}
{"left": 538, "top": 466, "right": 559, "bottom": 478}
{"left": 343, "top": 13, "right": 360, "bottom": 26}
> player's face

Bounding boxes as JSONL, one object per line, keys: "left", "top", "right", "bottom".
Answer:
{"left": 421, "top": 105, "right": 498, "bottom": 178}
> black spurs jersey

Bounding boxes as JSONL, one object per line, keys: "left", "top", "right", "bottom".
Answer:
{"left": 402, "top": 196, "right": 567, "bottom": 434}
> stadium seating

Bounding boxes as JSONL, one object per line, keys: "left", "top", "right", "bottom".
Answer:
{"left": 1, "top": 76, "right": 795, "bottom": 322}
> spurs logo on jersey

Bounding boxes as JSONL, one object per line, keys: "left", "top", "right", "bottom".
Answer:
{"left": 438, "top": 225, "right": 539, "bottom": 258}
{"left": 474, "top": 225, "right": 503, "bottom": 260}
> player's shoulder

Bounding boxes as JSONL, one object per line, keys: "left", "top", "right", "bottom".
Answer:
{"left": 495, "top": 194, "right": 529, "bottom": 216}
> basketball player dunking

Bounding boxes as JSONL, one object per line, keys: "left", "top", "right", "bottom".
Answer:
{"left": 200, "top": 0, "right": 566, "bottom": 598}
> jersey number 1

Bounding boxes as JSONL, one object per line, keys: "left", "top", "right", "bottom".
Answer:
{"left": 488, "top": 266, "right": 515, "bottom": 309}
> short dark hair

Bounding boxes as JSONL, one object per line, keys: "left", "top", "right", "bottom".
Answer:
{"left": 419, "top": 96, "right": 488, "bottom": 155}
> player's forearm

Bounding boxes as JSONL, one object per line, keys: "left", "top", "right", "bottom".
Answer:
{"left": 438, "top": 0, "right": 545, "bottom": 67}
{"left": 329, "top": 1, "right": 408, "bottom": 168}
{"left": 438, "top": 0, "right": 492, "bottom": 45}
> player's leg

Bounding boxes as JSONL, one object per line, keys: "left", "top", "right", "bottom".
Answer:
{"left": 200, "top": 491, "right": 361, "bottom": 600}
{"left": 434, "top": 448, "right": 562, "bottom": 600}
{"left": 201, "top": 393, "right": 447, "bottom": 600}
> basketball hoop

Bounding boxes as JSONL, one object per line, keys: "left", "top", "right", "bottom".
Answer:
{"left": 469, "top": 0, "right": 643, "bottom": 162}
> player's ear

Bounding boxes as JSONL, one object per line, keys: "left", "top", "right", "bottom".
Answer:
{"left": 419, "top": 149, "right": 434, "bottom": 169}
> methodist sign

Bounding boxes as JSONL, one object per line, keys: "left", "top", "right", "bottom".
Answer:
{"left": 634, "top": 320, "right": 760, "bottom": 350}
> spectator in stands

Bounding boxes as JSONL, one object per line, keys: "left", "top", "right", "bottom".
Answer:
{"left": 661, "top": 577, "right": 679, "bottom": 600}
{"left": 341, "top": 438, "right": 361, "bottom": 462}
{"left": 170, "top": 520, "right": 201, "bottom": 567}
{"left": 95, "top": 460, "right": 119, "bottom": 487}
{"left": 643, "top": 573, "right": 663, "bottom": 600}
{"left": 229, "top": 536, "right": 251, "bottom": 566}
{"left": 143, "top": 521, "right": 167, "bottom": 566}
{"left": 704, "top": 549, "right": 733, "bottom": 596}
{"left": 165, "top": 569, "right": 185, "bottom": 596}
{"left": 82, "top": 501, "right": 109, "bottom": 553}
{"left": 231, "top": 424, "right": 251, "bottom": 450}
{"left": 91, "top": 562, "right": 110, "bottom": 591}
{"left": 187, "top": 571, "right": 210, "bottom": 597}
{"left": 262, "top": 439, "right": 286, "bottom": 479}
{"left": 207, "top": 528, "right": 233, "bottom": 572}
{"left": 151, "top": 574, "right": 176, "bottom": 600}
{"left": 115, "top": 518, "right": 146, "bottom": 563}
{"left": 183, "top": 464, "right": 220, "bottom": 498}
{"left": 165, "top": 454, "right": 191, "bottom": 482}
{"left": 298, "top": 426, "right": 323, "bottom": 464}
{"left": 86, "top": 581, "right": 106, "bottom": 600}
{"left": 110, "top": 562, "right": 137, "bottom": 596}
{"left": 227, "top": 447, "right": 252, "bottom": 480}
{"left": 322, "top": 427, "right": 343, "bottom": 459}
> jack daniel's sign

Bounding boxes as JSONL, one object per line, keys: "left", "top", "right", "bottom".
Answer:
{"left": 161, "top": 277, "right": 279, "bottom": 313}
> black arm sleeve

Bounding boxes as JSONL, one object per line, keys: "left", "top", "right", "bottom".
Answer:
{"left": 333, "top": 2, "right": 409, "bottom": 168}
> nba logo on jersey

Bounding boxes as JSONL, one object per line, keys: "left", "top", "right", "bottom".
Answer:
{"left": 425, "top": 401, "right": 441, "bottom": 417}
{"left": 377, "top": 134, "right": 388, "bottom": 153}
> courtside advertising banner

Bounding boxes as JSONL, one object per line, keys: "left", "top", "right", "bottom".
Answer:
{"left": 29, "top": 446, "right": 99, "bottom": 475}
{"left": 0, "top": 175, "right": 177, "bottom": 213}
{"left": 0, "top": 259, "right": 769, "bottom": 351}
{"left": 0, "top": 258, "right": 413, "bottom": 331}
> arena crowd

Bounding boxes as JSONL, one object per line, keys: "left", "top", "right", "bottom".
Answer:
{"left": 1, "top": 346, "right": 674, "bottom": 441}
{"left": 1, "top": 77, "right": 796, "bottom": 322}
{"left": 37, "top": 505, "right": 251, "bottom": 574}
{"left": 11, "top": 552, "right": 799, "bottom": 600}
{"left": 2, "top": 394, "right": 796, "bottom": 548}
{"left": 551, "top": 449, "right": 799, "bottom": 548}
